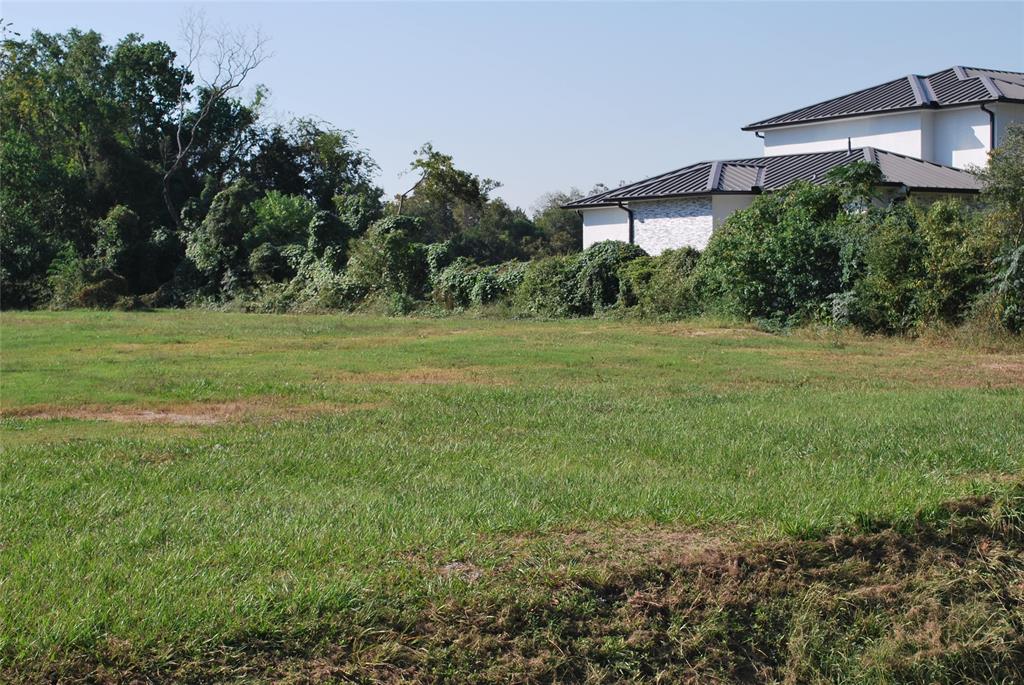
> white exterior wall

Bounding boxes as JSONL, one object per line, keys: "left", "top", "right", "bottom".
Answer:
{"left": 760, "top": 104, "right": 1024, "bottom": 170}
{"left": 633, "top": 197, "right": 713, "bottom": 254}
{"left": 908, "top": 190, "right": 982, "bottom": 207}
{"left": 712, "top": 194, "right": 755, "bottom": 228}
{"left": 994, "top": 102, "right": 1024, "bottom": 146}
{"left": 931, "top": 107, "right": 989, "bottom": 168}
{"left": 762, "top": 111, "right": 925, "bottom": 158}
{"left": 581, "top": 206, "right": 629, "bottom": 249}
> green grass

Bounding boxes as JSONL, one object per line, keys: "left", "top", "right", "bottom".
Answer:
{"left": 1, "top": 310, "right": 1022, "bottom": 680}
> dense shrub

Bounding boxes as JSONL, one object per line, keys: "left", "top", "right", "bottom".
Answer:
{"left": 46, "top": 243, "right": 88, "bottom": 310}
{"left": 93, "top": 206, "right": 146, "bottom": 278}
{"left": 248, "top": 243, "right": 293, "bottom": 283}
{"left": 431, "top": 258, "right": 529, "bottom": 309}
{"left": 845, "top": 204, "right": 924, "bottom": 333}
{"left": 991, "top": 244, "right": 1024, "bottom": 332}
{"left": 512, "top": 255, "right": 581, "bottom": 317}
{"left": 509, "top": 241, "right": 646, "bottom": 317}
{"left": 433, "top": 257, "right": 479, "bottom": 308}
{"left": 975, "top": 123, "right": 1024, "bottom": 247}
{"left": 426, "top": 240, "right": 458, "bottom": 279}
{"left": 844, "top": 199, "right": 999, "bottom": 333}
{"left": 619, "top": 247, "right": 701, "bottom": 317}
{"left": 472, "top": 261, "right": 527, "bottom": 305}
{"left": 573, "top": 240, "right": 648, "bottom": 314}
{"left": 693, "top": 182, "right": 851, "bottom": 323}
{"left": 917, "top": 199, "right": 999, "bottom": 323}
{"left": 344, "top": 215, "right": 429, "bottom": 300}
{"left": 75, "top": 270, "right": 129, "bottom": 309}
{"left": 307, "top": 210, "right": 351, "bottom": 262}
{"left": 91, "top": 206, "right": 180, "bottom": 294}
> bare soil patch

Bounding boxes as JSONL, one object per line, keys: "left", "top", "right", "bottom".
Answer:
{"left": 768, "top": 349, "right": 1024, "bottom": 389}
{"left": 1, "top": 399, "right": 380, "bottom": 425}
{"left": 657, "top": 324, "right": 768, "bottom": 339}
{"left": 335, "top": 366, "right": 510, "bottom": 386}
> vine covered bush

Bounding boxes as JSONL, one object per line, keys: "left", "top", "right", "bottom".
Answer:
{"left": 619, "top": 247, "right": 701, "bottom": 317}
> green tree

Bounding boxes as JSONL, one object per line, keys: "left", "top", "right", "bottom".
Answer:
{"left": 396, "top": 143, "right": 499, "bottom": 243}
{"left": 246, "top": 191, "right": 317, "bottom": 248}
{"left": 530, "top": 189, "right": 589, "bottom": 256}
{"left": 248, "top": 119, "right": 383, "bottom": 216}
{"left": 0, "top": 28, "right": 186, "bottom": 305}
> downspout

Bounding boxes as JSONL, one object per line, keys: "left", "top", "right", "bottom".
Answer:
{"left": 617, "top": 202, "right": 635, "bottom": 245}
{"left": 980, "top": 104, "right": 996, "bottom": 150}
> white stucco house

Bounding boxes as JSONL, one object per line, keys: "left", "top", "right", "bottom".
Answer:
{"left": 566, "top": 66, "right": 1024, "bottom": 255}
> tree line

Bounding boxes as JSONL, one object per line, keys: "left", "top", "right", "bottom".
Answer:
{"left": 1, "top": 24, "right": 590, "bottom": 309}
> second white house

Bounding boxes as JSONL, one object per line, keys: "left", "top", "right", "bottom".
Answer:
{"left": 566, "top": 66, "right": 1024, "bottom": 255}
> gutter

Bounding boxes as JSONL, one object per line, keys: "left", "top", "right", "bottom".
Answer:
{"left": 980, "top": 104, "right": 996, "bottom": 150}
{"left": 616, "top": 202, "right": 635, "bottom": 245}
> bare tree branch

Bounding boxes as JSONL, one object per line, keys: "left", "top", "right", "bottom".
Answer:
{"left": 162, "top": 9, "right": 269, "bottom": 230}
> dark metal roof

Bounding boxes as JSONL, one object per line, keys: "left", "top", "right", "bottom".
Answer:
{"left": 563, "top": 148, "right": 982, "bottom": 208}
{"left": 743, "top": 66, "right": 1024, "bottom": 131}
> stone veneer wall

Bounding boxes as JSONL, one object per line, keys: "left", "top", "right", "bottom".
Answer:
{"left": 631, "top": 197, "right": 714, "bottom": 255}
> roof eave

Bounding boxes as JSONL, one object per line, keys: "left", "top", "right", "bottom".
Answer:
{"left": 563, "top": 184, "right": 979, "bottom": 209}
{"left": 567, "top": 189, "right": 762, "bottom": 207}
{"left": 740, "top": 98, "right": 1024, "bottom": 132}
{"left": 906, "top": 186, "right": 981, "bottom": 194}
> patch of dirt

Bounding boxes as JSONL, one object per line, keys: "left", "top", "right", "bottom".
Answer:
{"left": 658, "top": 324, "right": 768, "bottom": 339}
{"left": 982, "top": 360, "right": 1024, "bottom": 374}
{"left": 1, "top": 399, "right": 380, "bottom": 425}
{"left": 763, "top": 349, "right": 1024, "bottom": 390}
{"left": 437, "top": 561, "right": 484, "bottom": 583}
{"left": 335, "top": 366, "right": 510, "bottom": 386}
{"left": 108, "top": 338, "right": 244, "bottom": 354}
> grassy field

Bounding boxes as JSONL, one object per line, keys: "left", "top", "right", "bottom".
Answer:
{"left": 2, "top": 310, "right": 1023, "bottom": 682}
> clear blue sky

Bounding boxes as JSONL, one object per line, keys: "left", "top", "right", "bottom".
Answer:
{"left": 7, "top": 1, "right": 1023, "bottom": 211}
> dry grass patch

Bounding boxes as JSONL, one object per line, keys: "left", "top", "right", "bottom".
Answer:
{"left": 653, "top": 323, "right": 768, "bottom": 339}
{"left": 335, "top": 366, "right": 511, "bottom": 386}
{"left": 1, "top": 399, "right": 380, "bottom": 425}
{"left": 763, "top": 348, "right": 1024, "bottom": 390}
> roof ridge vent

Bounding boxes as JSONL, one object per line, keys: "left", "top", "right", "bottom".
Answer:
{"left": 953, "top": 65, "right": 969, "bottom": 80}
{"left": 754, "top": 166, "right": 766, "bottom": 189}
{"left": 706, "top": 161, "right": 723, "bottom": 192}
{"left": 862, "top": 147, "right": 876, "bottom": 164}
{"left": 907, "top": 74, "right": 937, "bottom": 106}
{"left": 977, "top": 74, "right": 1002, "bottom": 98}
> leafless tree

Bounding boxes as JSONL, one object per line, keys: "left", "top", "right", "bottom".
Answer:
{"left": 161, "top": 10, "right": 269, "bottom": 229}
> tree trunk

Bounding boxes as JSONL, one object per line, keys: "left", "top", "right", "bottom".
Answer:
{"left": 162, "top": 171, "right": 183, "bottom": 231}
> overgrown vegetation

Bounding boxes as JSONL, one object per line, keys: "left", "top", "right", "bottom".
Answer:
{"left": 0, "top": 28, "right": 587, "bottom": 311}
{"left": 5, "top": 26, "right": 1021, "bottom": 337}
